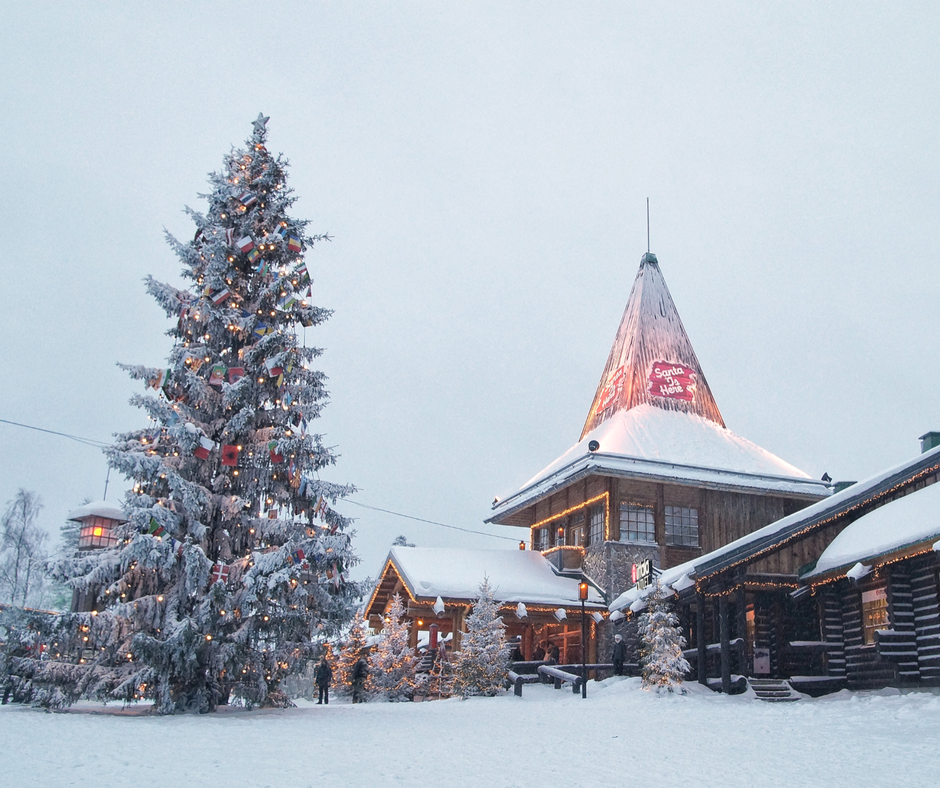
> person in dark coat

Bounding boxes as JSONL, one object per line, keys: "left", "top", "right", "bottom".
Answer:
{"left": 612, "top": 633, "right": 627, "bottom": 676}
{"left": 315, "top": 655, "right": 333, "bottom": 705}
{"left": 547, "top": 641, "right": 560, "bottom": 664}
{"left": 532, "top": 641, "right": 546, "bottom": 661}
{"left": 350, "top": 655, "right": 368, "bottom": 704}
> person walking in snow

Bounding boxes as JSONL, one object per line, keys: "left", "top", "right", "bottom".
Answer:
{"left": 315, "top": 655, "right": 333, "bottom": 705}
{"left": 350, "top": 655, "right": 368, "bottom": 704}
{"left": 612, "top": 633, "right": 627, "bottom": 676}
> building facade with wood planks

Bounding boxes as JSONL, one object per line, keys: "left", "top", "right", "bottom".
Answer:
{"left": 611, "top": 432, "right": 940, "bottom": 694}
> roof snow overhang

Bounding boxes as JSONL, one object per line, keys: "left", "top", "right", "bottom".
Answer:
{"left": 66, "top": 501, "right": 128, "bottom": 523}
{"left": 608, "top": 444, "right": 940, "bottom": 611}
{"left": 366, "top": 547, "right": 607, "bottom": 619}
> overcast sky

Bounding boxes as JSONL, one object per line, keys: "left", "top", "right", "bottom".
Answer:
{"left": 2, "top": 3, "right": 938, "bottom": 580}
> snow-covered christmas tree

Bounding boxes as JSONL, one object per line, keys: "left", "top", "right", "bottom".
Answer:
{"left": 637, "top": 580, "right": 690, "bottom": 693}
{"left": 334, "top": 610, "right": 368, "bottom": 693}
{"left": 367, "top": 594, "right": 415, "bottom": 701}
{"left": 453, "top": 577, "right": 509, "bottom": 698}
{"left": 16, "top": 115, "right": 360, "bottom": 714}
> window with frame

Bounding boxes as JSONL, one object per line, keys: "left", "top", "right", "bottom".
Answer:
{"left": 862, "top": 586, "right": 889, "bottom": 645}
{"left": 534, "top": 527, "right": 549, "bottom": 551}
{"left": 620, "top": 503, "right": 655, "bottom": 543}
{"left": 665, "top": 505, "right": 699, "bottom": 547}
{"left": 588, "top": 504, "right": 604, "bottom": 545}
{"left": 567, "top": 514, "right": 584, "bottom": 547}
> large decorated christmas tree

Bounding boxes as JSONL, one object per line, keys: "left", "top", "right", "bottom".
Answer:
{"left": 33, "top": 115, "right": 359, "bottom": 713}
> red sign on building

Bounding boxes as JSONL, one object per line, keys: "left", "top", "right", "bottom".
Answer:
{"left": 648, "top": 361, "right": 696, "bottom": 402}
{"left": 597, "top": 365, "right": 625, "bottom": 411}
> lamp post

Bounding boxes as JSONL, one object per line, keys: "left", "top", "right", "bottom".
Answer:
{"left": 579, "top": 579, "right": 589, "bottom": 699}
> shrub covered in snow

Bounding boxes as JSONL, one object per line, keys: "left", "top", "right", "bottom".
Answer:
{"left": 637, "top": 580, "right": 691, "bottom": 693}
{"left": 453, "top": 577, "right": 509, "bottom": 698}
{"left": 368, "top": 594, "right": 416, "bottom": 701}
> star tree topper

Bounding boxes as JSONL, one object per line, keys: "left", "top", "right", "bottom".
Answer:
{"left": 252, "top": 113, "right": 270, "bottom": 133}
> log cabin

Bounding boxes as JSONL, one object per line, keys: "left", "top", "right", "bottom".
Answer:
{"left": 365, "top": 546, "right": 607, "bottom": 663}
{"left": 610, "top": 432, "right": 940, "bottom": 696}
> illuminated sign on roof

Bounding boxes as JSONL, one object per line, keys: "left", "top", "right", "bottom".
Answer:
{"left": 648, "top": 361, "right": 696, "bottom": 402}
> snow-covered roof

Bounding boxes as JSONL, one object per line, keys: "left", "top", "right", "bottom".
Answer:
{"left": 804, "top": 480, "right": 940, "bottom": 579}
{"left": 384, "top": 546, "right": 605, "bottom": 608}
{"left": 66, "top": 501, "right": 127, "bottom": 522}
{"left": 489, "top": 253, "right": 826, "bottom": 524}
{"left": 609, "top": 444, "right": 940, "bottom": 612}
{"left": 490, "top": 406, "right": 827, "bottom": 523}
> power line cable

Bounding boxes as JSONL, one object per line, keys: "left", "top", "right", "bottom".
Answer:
{"left": 0, "top": 418, "right": 110, "bottom": 448}
{"left": 346, "top": 499, "right": 522, "bottom": 542}
{"left": 1, "top": 416, "right": 522, "bottom": 543}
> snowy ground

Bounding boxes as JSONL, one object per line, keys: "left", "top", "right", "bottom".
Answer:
{"left": 2, "top": 679, "right": 939, "bottom": 787}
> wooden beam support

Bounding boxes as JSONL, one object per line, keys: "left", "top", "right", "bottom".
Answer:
{"left": 720, "top": 593, "right": 732, "bottom": 694}
{"left": 697, "top": 592, "right": 707, "bottom": 685}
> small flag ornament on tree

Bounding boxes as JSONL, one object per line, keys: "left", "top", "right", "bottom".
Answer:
{"left": 146, "top": 517, "right": 166, "bottom": 538}
{"left": 210, "top": 563, "right": 230, "bottom": 584}
{"left": 194, "top": 436, "right": 215, "bottom": 460}
{"left": 236, "top": 236, "right": 255, "bottom": 253}
{"left": 221, "top": 444, "right": 240, "bottom": 466}
{"left": 208, "top": 365, "right": 227, "bottom": 386}
{"left": 149, "top": 369, "right": 171, "bottom": 391}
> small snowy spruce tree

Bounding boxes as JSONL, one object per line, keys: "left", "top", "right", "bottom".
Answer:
{"left": 11, "top": 115, "right": 360, "bottom": 714}
{"left": 637, "top": 580, "right": 690, "bottom": 693}
{"left": 453, "top": 577, "right": 509, "bottom": 698}
{"left": 367, "top": 594, "right": 415, "bottom": 701}
{"left": 334, "top": 610, "right": 368, "bottom": 693}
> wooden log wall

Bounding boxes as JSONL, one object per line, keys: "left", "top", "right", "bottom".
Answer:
{"left": 840, "top": 582, "right": 898, "bottom": 690}
{"left": 819, "top": 592, "right": 846, "bottom": 680}
{"left": 882, "top": 564, "right": 920, "bottom": 684}
{"left": 910, "top": 554, "right": 940, "bottom": 684}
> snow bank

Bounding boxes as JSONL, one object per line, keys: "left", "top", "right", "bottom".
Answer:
{"left": 2, "top": 682, "right": 940, "bottom": 787}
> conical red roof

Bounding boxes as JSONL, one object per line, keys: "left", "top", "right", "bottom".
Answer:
{"left": 581, "top": 252, "right": 724, "bottom": 439}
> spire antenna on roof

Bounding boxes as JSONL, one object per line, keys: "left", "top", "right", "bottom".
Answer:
{"left": 646, "top": 197, "right": 650, "bottom": 254}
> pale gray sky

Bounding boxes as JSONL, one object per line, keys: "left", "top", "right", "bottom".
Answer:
{"left": 2, "top": 3, "right": 938, "bottom": 579}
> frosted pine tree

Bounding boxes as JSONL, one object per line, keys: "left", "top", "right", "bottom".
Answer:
{"left": 367, "top": 594, "right": 415, "bottom": 701}
{"left": 334, "top": 610, "right": 368, "bottom": 693}
{"left": 637, "top": 580, "right": 690, "bottom": 693}
{"left": 15, "top": 115, "right": 360, "bottom": 714}
{"left": 453, "top": 577, "right": 509, "bottom": 698}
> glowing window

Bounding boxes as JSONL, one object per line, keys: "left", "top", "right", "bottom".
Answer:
{"left": 862, "top": 586, "right": 889, "bottom": 645}
{"left": 78, "top": 517, "right": 119, "bottom": 549}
